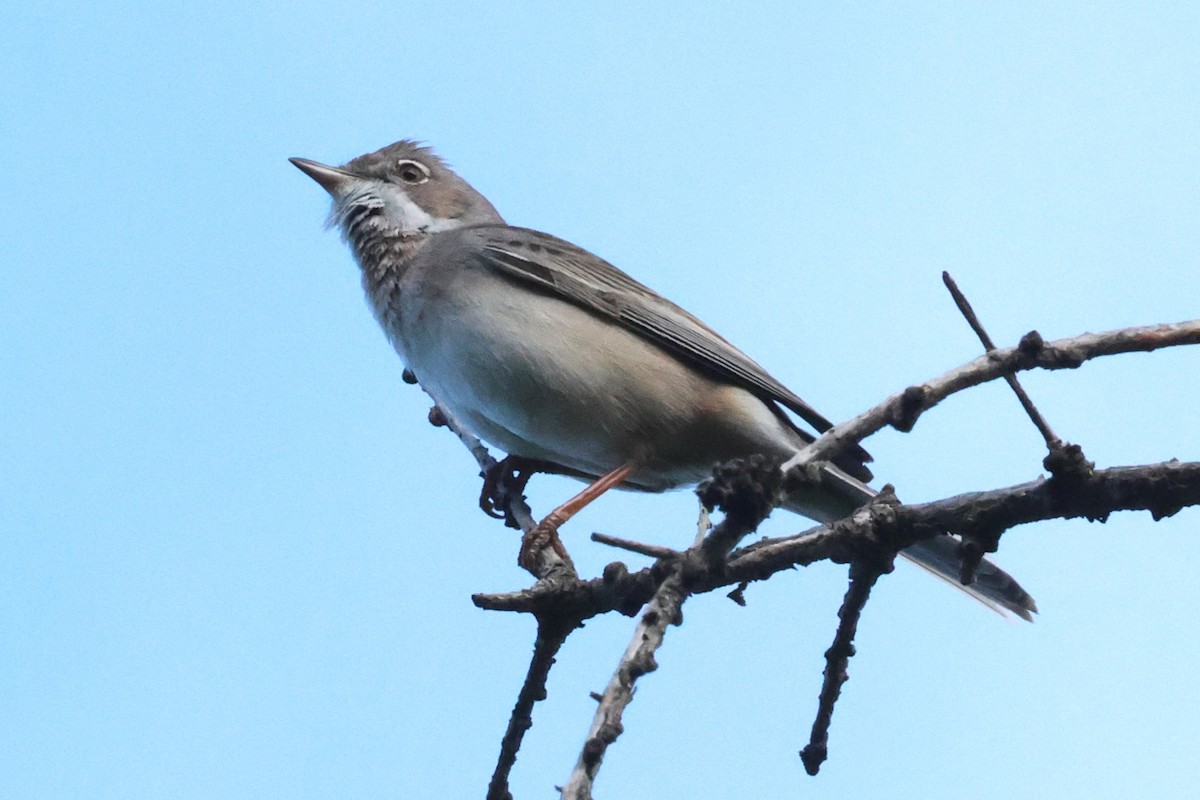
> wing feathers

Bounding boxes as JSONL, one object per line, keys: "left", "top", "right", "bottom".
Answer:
{"left": 469, "top": 226, "right": 872, "bottom": 478}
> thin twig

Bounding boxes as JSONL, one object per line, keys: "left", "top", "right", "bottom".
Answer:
{"left": 426, "top": 398, "right": 576, "bottom": 580}
{"left": 487, "top": 617, "right": 576, "bottom": 800}
{"left": 425, "top": 401, "right": 537, "bottom": 531}
{"left": 941, "top": 272, "right": 1065, "bottom": 584}
{"left": 783, "top": 318, "right": 1200, "bottom": 474}
{"left": 590, "top": 532, "right": 680, "bottom": 560}
{"left": 558, "top": 457, "right": 784, "bottom": 794}
{"left": 800, "top": 560, "right": 887, "bottom": 775}
{"left": 419, "top": 393, "right": 582, "bottom": 797}
{"left": 559, "top": 568, "right": 689, "bottom": 799}
{"left": 942, "top": 272, "right": 1061, "bottom": 448}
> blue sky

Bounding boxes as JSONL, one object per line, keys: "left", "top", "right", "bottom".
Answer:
{"left": 4, "top": 3, "right": 1199, "bottom": 798}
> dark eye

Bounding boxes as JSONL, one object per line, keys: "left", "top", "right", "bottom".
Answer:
{"left": 396, "top": 159, "right": 431, "bottom": 184}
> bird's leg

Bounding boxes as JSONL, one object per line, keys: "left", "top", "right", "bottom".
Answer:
{"left": 518, "top": 463, "right": 635, "bottom": 572}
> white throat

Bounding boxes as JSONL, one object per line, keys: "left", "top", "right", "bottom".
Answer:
{"left": 377, "top": 183, "right": 461, "bottom": 234}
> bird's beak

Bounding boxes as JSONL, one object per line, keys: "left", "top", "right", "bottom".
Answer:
{"left": 289, "top": 157, "right": 357, "bottom": 196}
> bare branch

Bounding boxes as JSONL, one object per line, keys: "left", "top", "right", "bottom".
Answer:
{"left": 423, "top": 400, "right": 536, "bottom": 532}
{"left": 800, "top": 558, "right": 891, "bottom": 776}
{"left": 559, "top": 568, "right": 688, "bottom": 799}
{"left": 424, "top": 396, "right": 578, "bottom": 581}
{"left": 430, "top": 321, "right": 1200, "bottom": 791}
{"left": 416, "top": 390, "right": 587, "bottom": 795}
{"left": 475, "top": 459, "right": 1200, "bottom": 619}
{"left": 556, "top": 457, "right": 785, "bottom": 796}
{"left": 487, "top": 618, "right": 575, "bottom": 800}
{"left": 785, "top": 319, "right": 1200, "bottom": 471}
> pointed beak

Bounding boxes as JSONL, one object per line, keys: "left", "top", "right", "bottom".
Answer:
{"left": 289, "top": 157, "right": 357, "bottom": 196}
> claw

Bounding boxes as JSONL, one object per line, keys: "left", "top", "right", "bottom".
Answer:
{"left": 479, "top": 456, "right": 536, "bottom": 528}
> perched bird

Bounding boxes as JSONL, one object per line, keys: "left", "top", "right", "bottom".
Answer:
{"left": 291, "top": 139, "right": 1036, "bottom": 620}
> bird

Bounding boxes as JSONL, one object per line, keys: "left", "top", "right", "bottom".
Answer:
{"left": 290, "top": 139, "right": 1036, "bottom": 620}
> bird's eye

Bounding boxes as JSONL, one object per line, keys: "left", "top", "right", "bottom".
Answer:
{"left": 396, "top": 159, "right": 431, "bottom": 184}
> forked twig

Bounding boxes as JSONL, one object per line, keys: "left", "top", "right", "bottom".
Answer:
{"left": 782, "top": 319, "right": 1200, "bottom": 474}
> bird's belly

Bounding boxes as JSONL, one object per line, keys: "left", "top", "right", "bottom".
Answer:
{"left": 393, "top": 279, "right": 769, "bottom": 488}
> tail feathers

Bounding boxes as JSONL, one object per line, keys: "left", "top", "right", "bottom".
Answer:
{"left": 783, "top": 465, "right": 1038, "bottom": 621}
{"left": 901, "top": 536, "right": 1037, "bottom": 621}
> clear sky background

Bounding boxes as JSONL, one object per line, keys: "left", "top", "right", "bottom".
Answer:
{"left": 4, "top": 3, "right": 1199, "bottom": 798}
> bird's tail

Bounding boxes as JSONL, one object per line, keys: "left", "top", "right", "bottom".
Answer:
{"left": 783, "top": 466, "right": 1037, "bottom": 621}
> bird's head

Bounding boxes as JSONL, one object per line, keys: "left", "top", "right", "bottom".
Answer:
{"left": 290, "top": 139, "right": 503, "bottom": 239}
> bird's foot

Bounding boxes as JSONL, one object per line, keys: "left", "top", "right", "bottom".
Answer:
{"left": 479, "top": 456, "right": 537, "bottom": 528}
{"left": 518, "top": 513, "right": 575, "bottom": 574}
